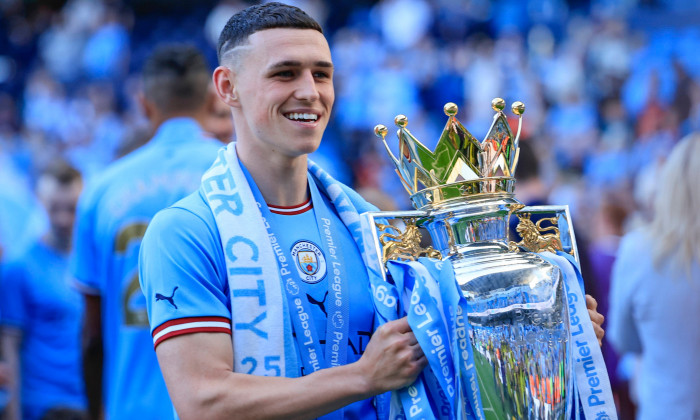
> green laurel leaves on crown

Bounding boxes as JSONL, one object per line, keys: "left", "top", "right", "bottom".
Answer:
{"left": 374, "top": 99, "right": 525, "bottom": 196}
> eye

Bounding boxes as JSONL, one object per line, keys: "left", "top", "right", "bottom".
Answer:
{"left": 313, "top": 71, "right": 331, "bottom": 79}
{"left": 273, "top": 70, "right": 295, "bottom": 78}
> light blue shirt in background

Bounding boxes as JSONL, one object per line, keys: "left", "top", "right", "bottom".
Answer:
{"left": 609, "top": 229, "right": 700, "bottom": 420}
{"left": 70, "top": 118, "right": 221, "bottom": 420}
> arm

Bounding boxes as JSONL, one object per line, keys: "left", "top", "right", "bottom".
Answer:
{"left": 0, "top": 327, "right": 22, "bottom": 420}
{"left": 141, "top": 208, "right": 425, "bottom": 418}
{"left": 82, "top": 294, "right": 103, "bottom": 420}
{"left": 606, "top": 234, "right": 643, "bottom": 354}
{"left": 0, "top": 361, "right": 9, "bottom": 386}
{"left": 156, "top": 317, "right": 425, "bottom": 420}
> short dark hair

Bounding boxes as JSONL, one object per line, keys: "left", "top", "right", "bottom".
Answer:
{"left": 142, "top": 44, "right": 210, "bottom": 114}
{"left": 217, "top": 2, "right": 322, "bottom": 64}
{"left": 39, "top": 159, "right": 82, "bottom": 186}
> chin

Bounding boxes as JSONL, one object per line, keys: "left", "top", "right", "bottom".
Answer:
{"left": 293, "top": 138, "right": 323, "bottom": 156}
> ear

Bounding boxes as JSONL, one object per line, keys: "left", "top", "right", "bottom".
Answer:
{"left": 213, "top": 66, "right": 239, "bottom": 107}
{"left": 138, "top": 92, "right": 156, "bottom": 121}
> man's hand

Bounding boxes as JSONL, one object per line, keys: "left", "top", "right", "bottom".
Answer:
{"left": 355, "top": 317, "right": 427, "bottom": 395}
{"left": 585, "top": 294, "right": 605, "bottom": 346}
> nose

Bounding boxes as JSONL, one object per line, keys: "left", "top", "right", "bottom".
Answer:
{"left": 294, "top": 70, "right": 320, "bottom": 102}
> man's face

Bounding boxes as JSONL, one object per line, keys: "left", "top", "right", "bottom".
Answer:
{"left": 229, "top": 28, "right": 334, "bottom": 159}
{"left": 38, "top": 178, "right": 82, "bottom": 243}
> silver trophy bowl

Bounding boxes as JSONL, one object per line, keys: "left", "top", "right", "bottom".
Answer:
{"left": 362, "top": 195, "right": 578, "bottom": 419}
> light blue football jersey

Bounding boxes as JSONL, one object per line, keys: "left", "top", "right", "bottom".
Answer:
{"left": 140, "top": 165, "right": 377, "bottom": 419}
{"left": 0, "top": 240, "right": 86, "bottom": 420}
{"left": 70, "top": 118, "right": 222, "bottom": 420}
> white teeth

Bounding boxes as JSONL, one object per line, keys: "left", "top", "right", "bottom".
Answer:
{"left": 286, "top": 113, "right": 318, "bottom": 121}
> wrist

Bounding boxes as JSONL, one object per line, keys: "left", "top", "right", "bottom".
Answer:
{"left": 338, "top": 360, "right": 375, "bottom": 400}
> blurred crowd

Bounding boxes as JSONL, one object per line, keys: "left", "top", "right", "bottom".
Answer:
{"left": 1, "top": 0, "right": 700, "bottom": 418}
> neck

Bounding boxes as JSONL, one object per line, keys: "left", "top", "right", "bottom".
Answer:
{"left": 43, "top": 232, "right": 70, "bottom": 253}
{"left": 150, "top": 110, "right": 206, "bottom": 133}
{"left": 423, "top": 196, "right": 518, "bottom": 255}
{"left": 236, "top": 144, "right": 309, "bottom": 207}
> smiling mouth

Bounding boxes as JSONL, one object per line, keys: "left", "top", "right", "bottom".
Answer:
{"left": 284, "top": 112, "right": 319, "bottom": 122}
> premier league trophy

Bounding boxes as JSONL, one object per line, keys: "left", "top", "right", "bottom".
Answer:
{"left": 361, "top": 99, "right": 614, "bottom": 419}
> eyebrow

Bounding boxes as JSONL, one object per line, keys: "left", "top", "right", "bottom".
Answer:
{"left": 267, "top": 60, "right": 334, "bottom": 70}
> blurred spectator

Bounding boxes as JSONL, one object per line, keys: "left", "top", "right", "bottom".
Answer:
{"left": 585, "top": 192, "right": 637, "bottom": 418}
{"left": 80, "top": 4, "right": 131, "bottom": 81}
{"left": 204, "top": 1, "right": 246, "bottom": 48}
{"left": 202, "top": 84, "right": 234, "bottom": 143}
{"left": 0, "top": 160, "right": 86, "bottom": 420}
{"left": 374, "top": 0, "right": 432, "bottom": 51}
{"left": 608, "top": 133, "right": 700, "bottom": 420}
{"left": 70, "top": 43, "right": 223, "bottom": 420}
{"left": 513, "top": 139, "right": 549, "bottom": 207}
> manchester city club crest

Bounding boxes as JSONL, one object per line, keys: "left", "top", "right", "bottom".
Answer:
{"left": 291, "top": 241, "right": 327, "bottom": 283}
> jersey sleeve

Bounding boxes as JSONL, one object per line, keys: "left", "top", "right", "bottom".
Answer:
{"left": 0, "top": 259, "right": 28, "bottom": 330}
{"left": 70, "top": 183, "right": 102, "bottom": 295}
{"left": 139, "top": 205, "right": 231, "bottom": 349}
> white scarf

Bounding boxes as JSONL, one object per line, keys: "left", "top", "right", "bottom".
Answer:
{"left": 200, "top": 143, "right": 380, "bottom": 378}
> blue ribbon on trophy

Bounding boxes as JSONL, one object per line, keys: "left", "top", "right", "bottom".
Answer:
{"left": 362, "top": 98, "right": 618, "bottom": 419}
{"left": 389, "top": 260, "right": 455, "bottom": 419}
{"left": 369, "top": 258, "right": 440, "bottom": 419}
{"left": 387, "top": 259, "right": 485, "bottom": 420}
{"left": 542, "top": 252, "right": 617, "bottom": 420}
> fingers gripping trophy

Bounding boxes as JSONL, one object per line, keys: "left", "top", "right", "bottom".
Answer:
{"left": 361, "top": 99, "right": 617, "bottom": 419}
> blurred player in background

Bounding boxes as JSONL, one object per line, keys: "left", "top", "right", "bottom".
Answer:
{"left": 203, "top": 84, "right": 235, "bottom": 144}
{"left": 0, "top": 160, "right": 86, "bottom": 420}
{"left": 71, "top": 44, "right": 223, "bottom": 420}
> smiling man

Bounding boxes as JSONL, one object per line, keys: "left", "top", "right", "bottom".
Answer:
{"left": 138, "top": 3, "right": 606, "bottom": 419}
{"left": 139, "top": 3, "right": 426, "bottom": 420}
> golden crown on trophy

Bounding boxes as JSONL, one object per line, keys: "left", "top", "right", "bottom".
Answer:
{"left": 374, "top": 98, "right": 525, "bottom": 209}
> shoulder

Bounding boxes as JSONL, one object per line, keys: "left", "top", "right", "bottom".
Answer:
{"left": 308, "top": 164, "right": 378, "bottom": 214}
{"left": 1, "top": 252, "right": 28, "bottom": 284}
{"left": 77, "top": 150, "right": 149, "bottom": 208}
{"left": 80, "top": 139, "right": 220, "bottom": 217}
{"left": 96, "top": 147, "right": 153, "bottom": 183}
{"left": 619, "top": 229, "right": 649, "bottom": 248}
{"left": 1, "top": 240, "right": 43, "bottom": 272}
{"left": 143, "top": 191, "right": 221, "bottom": 258}
{"left": 140, "top": 190, "right": 227, "bottom": 293}
{"left": 611, "top": 229, "right": 653, "bottom": 292}
{"left": 0, "top": 243, "right": 41, "bottom": 306}
{"left": 139, "top": 190, "right": 231, "bottom": 342}
{"left": 91, "top": 133, "right": 219, "bottom": 187}
{"left": 164, "top": 190, "right": 217, "bottom": 227}
{"left": 616, "top": 229, "right": 652, "bottom": 263}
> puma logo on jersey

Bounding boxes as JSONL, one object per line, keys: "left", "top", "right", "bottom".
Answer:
{"left": 307, "top": 291, "right": 328, "bottom": 316}
{"left": 156, "top": 286, "right": 179, "bottom": 309}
